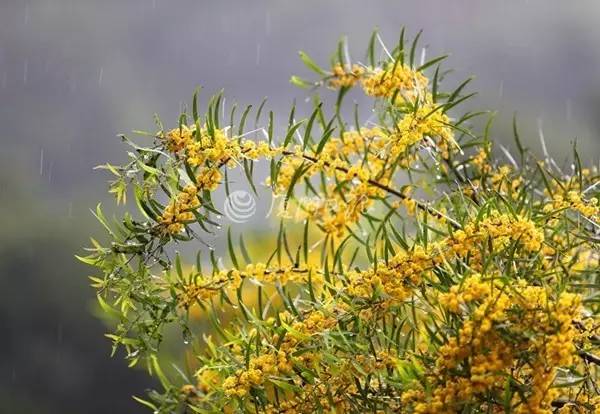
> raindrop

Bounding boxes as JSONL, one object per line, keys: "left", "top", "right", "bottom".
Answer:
{"left": 98, "top": 66, "right": 104, "bottom": 86}
{"left": 566, "top": 98, "right": 572, "bottom": 122}
{"left": 67, "top": 201, "right": 73, "bottom": 218}
{"left": 39, "top": 148, "right": 44, "bottom": 175}
{"left": 256, "top": 43, "right": 261, "bottom": 66}
{"left": 23, "top": 60, "right": 28, "bottom": 85}
{"left": 152, "top": 0, "right": 157, "bottom": 8}
{"left": 498, "top": 80, "right": 503, "bottom": 98}
{"left": 24, "top": 4, "right": 29, "bottom": 25}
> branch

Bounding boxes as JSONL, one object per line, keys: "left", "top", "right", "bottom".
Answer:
{"left": 281, "top": 150, "right": 461, "bottom": 229}
{"left": 578, "top": 350, "right": 600, "bottom": 365}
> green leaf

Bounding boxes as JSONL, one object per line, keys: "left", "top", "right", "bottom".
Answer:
{"left": 298, "top": 51, "right": 326, "bottom": 75}
{"left": 97, "top": 295, "right": 120, "bottom": 319}
{"left": 283, "top": 120, "right": 305, "bottom": 148}
{"left": 512, "top": 113, "right": 525, "bottom": 158}
{"left": 417, "top": 54, "right": 448, "bottom": 73}
{"left": 132, "top": 396, "right": 158, "bottom": 411}
{"left": 255, "top": 97, "right": 267, "bottom": 126}
{"left": 269, "top": 378, "right": 302, "bottom": 393}
{"left": 409, "top": 29, "right": 422, "bottom": 68}
{"left": 192, "top": 87, "right": 201, "bottom": 123}
{"left": 150, "top": 354, "right": 170, "bottom": 390}
{"left": 238, "top": 105, "right": 252, "bottom": 136}
{"left": 367, "top": 29, "right": 378, "bottom": 67}
{"left": 303, "top": 103, "right": 322, "bottom": 151}
{"left": 227, "top": 227, "right": 239, "bottom": 269}
{"left": 290, "top": 75, "right": 312, "bottom": 89}
{"left": 175, "top": 252, "right": 184, "bottom": 281}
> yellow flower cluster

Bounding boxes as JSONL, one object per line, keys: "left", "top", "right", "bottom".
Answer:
{"left": 269, "top": 114, "right": 451, "bottom": 238}
{"left": 544, "top": 190, "right": 599, "bottom": 220}
{"left": 196, "top": 369, "right": 220, "bottom": 394}
{"left": 265, "top": 371, "right": 355, "bottom": 413}
{"left": 326, "top": 61, "right": 458, "bottom": 162}
{"left": 270, "top": 128, "right": 395, "bottom": 237}
{"left": 297, "top": 196, "right": 349, "bottom": 238}
{"left": 361, "top": 63, "right": 429, "bottom": 103}
{"left": 348, "top": 246, "right": 432, "bottom": 303}
{"left": 296, "top": 180, "right": 386, "bottom": 238}
{"left": 328, "top": 64, "right": 365, "bottom": 89}
{"left": 439, "top": 273, "right": 492, "bottom": 313}
{"left": 405, "top": 274, "right": 584, "bottom": 413}
{"left": 336, "top": 127, "right": 388, "bottom": 156}
{"left": 160, "top": 184, "right": 200, "bottom": 234}
{"left": 178, "top": 264, "right": 322, "bottom": 308}
{"left": 333, "top": 212, "right": 544, "bottom": 311}
{"left": 441, "top": 212, "right": 544, "bottom": 268}
{"left": 223, "top": 310, "right": 336, "bottom": 398}
{"left": 258, "top": 350, "right": 398, "bottom": 414}
{"left": 159, "top": 171, "right": 223, "bottom": 234}
{"left": 195, "top": 168, "right": 222, "bottom": 191}
{"left": 327, "top": 58, "right": 432, "bottom": 108}
{"left": 265, "top": 102, "right": 457, "bottom": 238}
{"left": 223, "top": 353, "right": 283, "bottom": 397}
{"left": 165, "top": 123, "right": 281, "bottom": 169}
{"left": 177, "top": 274, "right": 230, "bottom": 308}
{"left": 163, "top": 125, "right": 195, "bottom": 152}
{"left": 391, "top": 103, "right": 455, "bottom": 159}
{"left": 489, "top": 165, "right": 523, "bottom": 194}
{"left": 160, "top": 124, "right": 284, "bottom": 234}
{"left": 471, "top": 148, "right": 491, "bottom": 175}
{"left": 185, "top": 127, "right": 237, "bottom": 167}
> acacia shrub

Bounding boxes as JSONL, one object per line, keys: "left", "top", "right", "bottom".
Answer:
{"left": 80, "top": 30, "right": 600, "bottom": 413}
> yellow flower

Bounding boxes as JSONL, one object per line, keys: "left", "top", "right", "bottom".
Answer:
{"left": 328, "top": 64, "right": 365, "bottom": 89}
{"left": 390, "top": 103, "right": 455, "bottom": 158}
{"left": 163, "top": 125, "right": 195, "bottom": 152}
{"left": 361, "top": 63, "right": 428, "bottom": 103}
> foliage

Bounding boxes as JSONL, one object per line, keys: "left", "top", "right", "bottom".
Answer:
{"left": 80, "top": 30, "right": 600, "bottom": 413}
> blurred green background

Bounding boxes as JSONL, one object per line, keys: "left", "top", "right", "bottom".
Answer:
{"left": 1, "top": 1, "right": 599, "bottom": 412}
